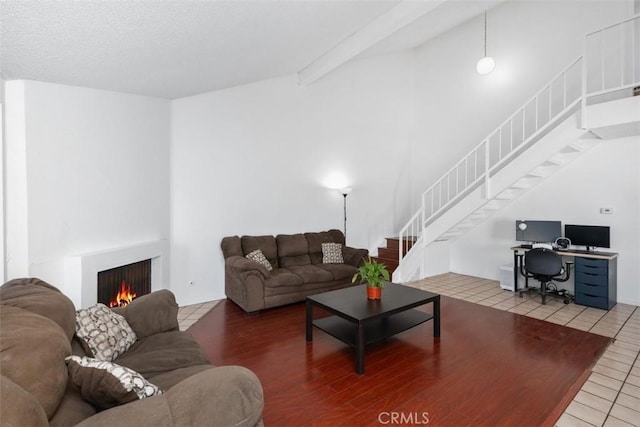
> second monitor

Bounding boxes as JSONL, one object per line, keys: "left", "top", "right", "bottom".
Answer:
{"left": 515, "top": 220, "right": 562, "bottom": 243}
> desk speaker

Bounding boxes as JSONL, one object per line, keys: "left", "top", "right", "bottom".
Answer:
{"left": 555, "top": 237, "right": 571, "bottom": 249}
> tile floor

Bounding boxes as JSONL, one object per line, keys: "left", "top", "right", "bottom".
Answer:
{"left": 178, "top": 273, "right": 640, "bottom": 427}
{"left": 407, "top": 273, "right": 640, "bottom": 427}
{"left": 177, "top": 300, "right": 220, "bottom": 331}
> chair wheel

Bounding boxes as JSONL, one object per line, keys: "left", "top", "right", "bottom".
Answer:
{"left": 564, "top": 299, "right": 570, "bottom": 304}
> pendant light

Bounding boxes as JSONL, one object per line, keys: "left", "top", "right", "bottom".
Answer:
{"left": 476, "top": 10, "right": 495, "bottom": 75}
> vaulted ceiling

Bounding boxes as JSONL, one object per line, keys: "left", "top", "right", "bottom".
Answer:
{"left": 0, "top": 0, "right": 503, "bottom": 99}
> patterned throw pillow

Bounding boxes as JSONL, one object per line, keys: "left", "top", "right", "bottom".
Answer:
{"left": 75, "top": 304, "right": 137, "bottom": 361}
{"left": 66, "top": 355, "right": 163, "bottom": 409}
{"left": 245, "top": 249, "right": 273, "bottom": 271}
{"left": 322, "top": 242, "right": 344, "bottom": 264}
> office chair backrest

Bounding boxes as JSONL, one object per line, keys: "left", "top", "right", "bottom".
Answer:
{"left": 524, "top": 248, "right": 562, "bottom": 277}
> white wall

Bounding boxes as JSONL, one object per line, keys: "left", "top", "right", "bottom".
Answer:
{"left": 4, "top": 81, "right": 171, "bottom": 297}
{"left": 410, "top": 0, "right": 631, "bottom": 209}
{"left": 450, "top": 136, "right": 640, "bottom": 305}
{"left": 0, "top": 77, "right": 5, "bottom": 282}
{"left": 171, "top": 52, "right": 415, "bottom": 305}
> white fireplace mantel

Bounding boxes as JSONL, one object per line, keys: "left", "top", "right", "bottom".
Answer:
{"left": 64, "top": 240, "right": 169, "bottom": 309}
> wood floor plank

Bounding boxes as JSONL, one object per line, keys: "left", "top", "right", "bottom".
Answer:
{"left": 188, "top": 295, "right": 611, "bottom": 427}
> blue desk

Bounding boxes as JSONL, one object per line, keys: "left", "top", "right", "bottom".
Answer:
{"left": 511, "top": 246, "right": 618, "bottom": 309}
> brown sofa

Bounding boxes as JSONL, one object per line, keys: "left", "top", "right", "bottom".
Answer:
{"left": 0, "top": 278, "right": 264, "bottom": 427}
{"left": 221, "top": 229, "right": 368, "bottom": 313}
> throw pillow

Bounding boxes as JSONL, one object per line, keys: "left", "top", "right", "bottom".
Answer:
{"left": 75, "top": 304, "right": 137, "bottom": 361}
{"left": 65, "top": 355, "right": 163, "bottom": 409}
{"left": 245, "top": 249, "right": 273, "bottom": 271}
{"left": 322, "top": 242, "right": 344, "bottom": 264}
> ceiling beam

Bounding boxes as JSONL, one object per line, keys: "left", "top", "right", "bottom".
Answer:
{"left": 297, "top": 0, "right": 448, "bottom": 86}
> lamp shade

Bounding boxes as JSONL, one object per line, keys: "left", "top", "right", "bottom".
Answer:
{"left": 476, "top": 56, "right": 496, "bottom": 75}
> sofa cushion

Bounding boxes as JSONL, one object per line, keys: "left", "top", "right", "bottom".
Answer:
{"left": 146, "top": 365, "right": 213, "bottom": 391}
{"left": 75, "top": 304, "right": 137, "bottom": 361}
{"left": 113, "top": 330, "right": 210, "bottom": 378}
{"left": 242, "top": 235, "right": 278, "bottom": 269}
{"left": 264, "top": 268, "right": 303, "bottom": 288}
{"left": 0, "top": 305, "right": 71, "bottom": 418}
{"left": 245, "top": 249, "right": 273, "bottom": 271}
{"left": 221, "top": 235, "right": 243, "bottom": 258}
{"left": 0, "top": 278, "right": 77, "bottom": 340}
{"left": 66, "top": 356, "right": 163, "bottom": 410}
{"left": 317, "top": 263, "right": 358, "bottom": 281}
{"left": 72, "top": 366, "right": 264, "bottom": 427}
{"left": 327, "top": 229, "right": 346, "bottom": 245}
{"left": 111, "top": 290, "right": 179, "bottom": 339}
{"left": 322, "top": 242, "right": 344, "bottom": 263}
{"left": 305, "top": 230, "right": 344, "bottom": 264}
{"left": 49, "top": 382, "right": 98, "bottom": 427}
{"left": 0, "top": 375, "right": 49, "bottom": 427}
{"left": 286, "top": 265, "right": 334, "bottom": 284}
{"left": 277, "top": 234, "right": 311, "bottom": 267}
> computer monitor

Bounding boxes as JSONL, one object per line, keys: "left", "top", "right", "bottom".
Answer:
{"left": 564, "top": 224, "right": 610, "bottom": 250}
{"left": 515, "top": 220, "right": 562, "bottom": 243}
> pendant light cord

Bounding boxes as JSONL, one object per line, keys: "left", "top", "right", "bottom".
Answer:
{"left": 483, "top": 10, "right": 488, "bottom": 57}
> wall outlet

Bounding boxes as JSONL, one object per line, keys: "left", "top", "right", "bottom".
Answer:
{"left": 600, "top": 207, "right": 614, "bottom": 214}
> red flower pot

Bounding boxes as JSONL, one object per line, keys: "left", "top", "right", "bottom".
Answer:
{"left": 367, "top": 286, "right": 381, "bottom": 300}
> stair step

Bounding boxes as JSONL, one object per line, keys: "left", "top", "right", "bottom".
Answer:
{"left": 377, "top": 246, "right": 401, "bottom": 260}
{"left": 371, "top": 256, "right": 398, "bottom": 272}
{"left": 385, "top": 237, "right": 416, "bottom": 250}
{"left": 544, "top": 158, "right": 564, "bottom": 166}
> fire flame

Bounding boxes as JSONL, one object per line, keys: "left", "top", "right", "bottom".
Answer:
{"left": 109, "top": 280, "right": 137, "bottom": 308}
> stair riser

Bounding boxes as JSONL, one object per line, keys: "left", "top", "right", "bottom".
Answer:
{"left": 372, "top": 257, "right": 399, "bottom": 272}
{"left": 385, "top": 238, "right": 415, "bottom": 251}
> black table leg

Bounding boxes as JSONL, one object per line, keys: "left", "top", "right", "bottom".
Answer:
{"left": 433, "top": 297, "right": 441, "bottom": 338}
{"left": 513, "top": 250, "right": 519, "bottom": 292}
{"left": 356, "top": 322, "right": 365, "bottom": 375}
{"left": 306, "top": 300, "right": 313, "bottom": 342}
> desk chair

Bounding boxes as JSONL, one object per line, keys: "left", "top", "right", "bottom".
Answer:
{"left": 519, "top": 248, "right": 572, "bottom": 305}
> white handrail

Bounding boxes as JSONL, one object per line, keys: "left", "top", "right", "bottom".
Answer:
{"left": 418, "top": 56, "right": 582, "bottom": 224}
{"left": 420, "top": 56, "right": 582, "bottom": 205}
{"left": 585, "top": 13, "right": 639, "bottom": 37}
{"left": 584, "top": 14, "right": 638, "bottom": 99}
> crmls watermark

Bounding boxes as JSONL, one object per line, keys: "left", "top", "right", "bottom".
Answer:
{"left": 378, "top": 411, "right": 429, "bottom": 425}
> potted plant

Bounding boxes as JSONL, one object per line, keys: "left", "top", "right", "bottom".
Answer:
{"left": 352, "top": 256, "right": 390, "bottom": 300}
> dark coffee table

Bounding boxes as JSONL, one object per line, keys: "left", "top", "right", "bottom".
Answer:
{"left": 306, "top": 283, "right": 440, "bottom": 374}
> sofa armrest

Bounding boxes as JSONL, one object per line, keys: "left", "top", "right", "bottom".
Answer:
{"left": 75, "top": 366, "right": 264, "bottom": 427}
{"left": 226, "top": 256, "right": 270, "bottom": 279}
{"left": 343, "top": 247, "right": 369, "bottom": 267}
{"left": 224, "top": 257, "right": 267, "bottom": 313}
{"left": 112, "top": 290, "right": 179, "bottom": 339}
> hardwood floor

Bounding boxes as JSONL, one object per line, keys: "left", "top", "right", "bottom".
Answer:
{"left": 188, "top": 292, "right": 611, "bottom": 427}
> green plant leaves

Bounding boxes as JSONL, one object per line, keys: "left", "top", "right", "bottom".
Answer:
{"left": 352, "top": 256, "right": 390, "bottom": 288}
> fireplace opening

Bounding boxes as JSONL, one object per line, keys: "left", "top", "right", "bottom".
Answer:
{"left": 97, "top": 259, "right": 151, "bottom": 307}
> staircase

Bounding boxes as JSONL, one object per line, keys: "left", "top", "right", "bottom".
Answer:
{"left": 392, "top": 14, "right": 640, "bottom": 283}
{"left": 372, "top": 237, "right": 416, "bottom": 273}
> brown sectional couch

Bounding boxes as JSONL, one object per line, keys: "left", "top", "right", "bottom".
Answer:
{"left": 0, "top": 278, "right": 264, "bottom": 426}
{"left": 222, "top": 229, "right": 368, "bottom": 313}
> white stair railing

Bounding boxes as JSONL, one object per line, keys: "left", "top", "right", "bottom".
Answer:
{"left": 398, "top": 14, "right": 640, "bottom": 276}
{"left": 398, "top": 56, "right": 583, "bottom": 263}
{"left": 582, "top": 14, "right": 639, "bottom": 127}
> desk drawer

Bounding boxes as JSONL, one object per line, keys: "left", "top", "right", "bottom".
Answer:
{"left": 575, "top": 257, "right": 608, "bottom": 274}
{"left": 575, "top": 271, "right": 608, "bottom": 287}
{"left": 575, "top": 292, "right": 609, "bottom": 310}
{"left": 575, "top": 282, "right": 608, "bottom": 297}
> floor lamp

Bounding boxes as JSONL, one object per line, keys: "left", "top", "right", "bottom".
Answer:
{"left": 339, "top": 187, "right": 352, "bottom": 240}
